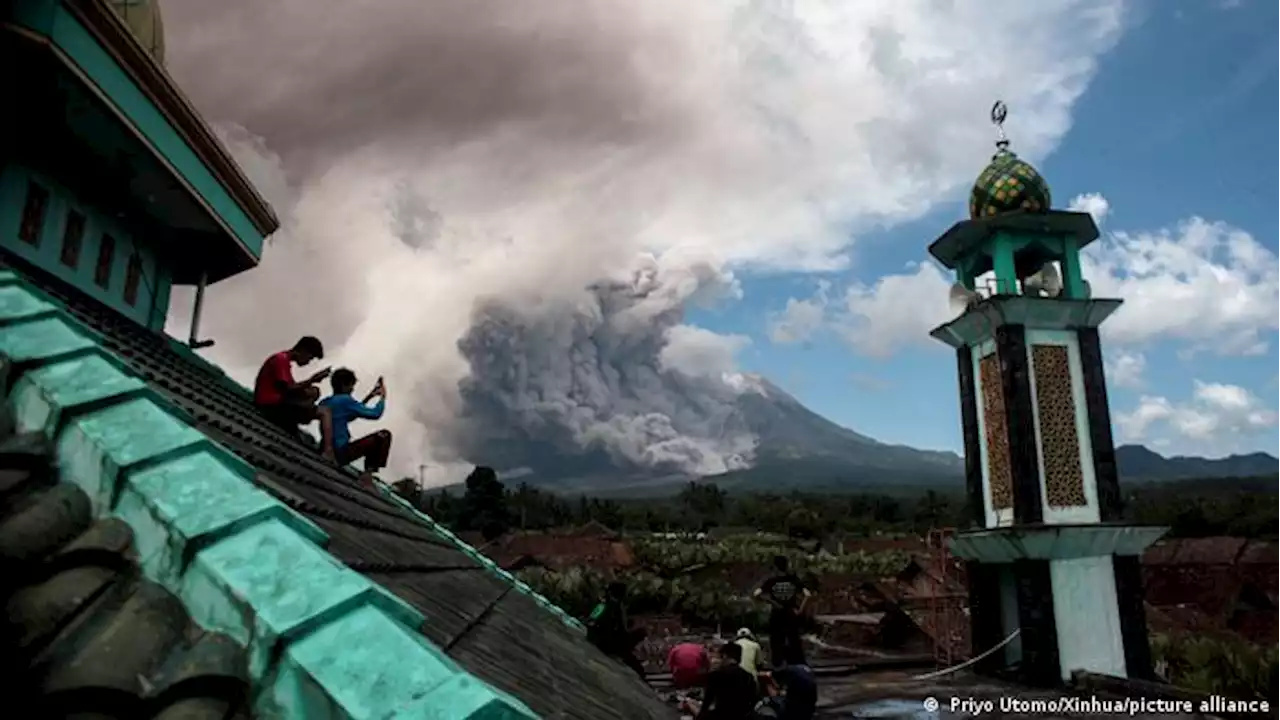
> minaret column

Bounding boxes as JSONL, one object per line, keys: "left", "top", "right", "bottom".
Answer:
{"left": 929, "top": 101, "right": 1166, "bottom": 688}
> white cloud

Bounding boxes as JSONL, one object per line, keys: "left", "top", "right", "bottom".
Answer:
{"left": 773, "top": 195, "right": 1279, "bottom": 360}
{"left": 1083, "top": 216, "right": 1279, "bottom": 355}
{"left": 764, "top": 261, "right": 954, "bottom": 357}
{"left": 767, "top": 281, "right": 831, "bottom": 345}
{"left": 159, "top": 0, "right": 1128, "bottom": 479}
{"left": 1114, "top": 380, "right": 1278, "bottom": 457}
{"left": 838, "top": 262, "right": 955, "bottom": 357}
{"left": 1068, "top": 192, "right": 1111, "bottom": 225}
{"left": 1104, "top": 350, "right": 1146, "bottom": 389}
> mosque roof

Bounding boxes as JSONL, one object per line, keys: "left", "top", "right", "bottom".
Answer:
{"left": 0, "top": 253, "right": 676, "bottom": 719}
{"left": 0, "top": 406, "right": 252, "bottom": 717}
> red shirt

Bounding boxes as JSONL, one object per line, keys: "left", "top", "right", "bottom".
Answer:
{"left": 253, "top": 351, "right": 295, "bottom": 405}
{"left": 667, "top": 643, "right": 709, "bottom": 688}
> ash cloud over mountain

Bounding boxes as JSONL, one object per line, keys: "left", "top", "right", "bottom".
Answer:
{"left": 158, "top": 0, "right": 1125, "bottom": 483}
{"left": 452, "top": 256, "right": 758, "bottom": 476}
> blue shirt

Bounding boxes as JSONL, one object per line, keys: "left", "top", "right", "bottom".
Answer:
{"left": 319, "top": 393, "right": 385, "bottom": 449}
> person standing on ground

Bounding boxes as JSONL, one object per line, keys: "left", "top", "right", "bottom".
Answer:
{"left": 753, "top": 556, "right": 811, "bottom": 667}
{"left": 253, "top": 336, "right": 335, "bottom": 458}
{"left": 696, "top": 643, "right": 757, "bottom": 720}
{"left": 320, "top": 369, "right": 393, "bottom": 486}
{"left": 586, "top": 582, "right": 647, "bottom": 679}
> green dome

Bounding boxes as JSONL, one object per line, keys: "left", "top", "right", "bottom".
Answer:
{"left": 968, "top": 148, "right": 1051, "bottom": 220}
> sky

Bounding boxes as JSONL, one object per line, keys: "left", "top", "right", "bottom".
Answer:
{"left": 158, "top": 0, "right": 1278, "bottom": 482}
{"left": 715, "top": 0, "right": 1279, "bottom": 459}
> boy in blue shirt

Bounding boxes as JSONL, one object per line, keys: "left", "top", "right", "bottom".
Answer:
{"left": 319, "top": 368, "right": 393, "bottom": 483}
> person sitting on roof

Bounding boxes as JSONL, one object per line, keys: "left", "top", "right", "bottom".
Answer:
{"left": 253, "top": 336, "right": 335, "bottom": 459}
{"left": 586, "top": 582, "right": 647, "bottom": 679}
{"left": 319, "top": 369, "right": 392, "bottom": 484}
{"left": 668, "top": 641, "right": 710, "bottom": 690}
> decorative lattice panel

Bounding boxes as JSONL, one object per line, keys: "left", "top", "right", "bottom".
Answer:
{"left": 1031, "top": 344, "right": 1087, "bottom": 507}
{"left": 979, "top": 354, "right": 1013, "bottom": 511}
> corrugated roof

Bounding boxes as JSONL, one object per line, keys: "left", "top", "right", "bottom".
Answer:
{"left": 2, "top": 256, "right": 674, "bottom": 719}
{"left": 0, "top": 395, "right": 250, "bottom": 718}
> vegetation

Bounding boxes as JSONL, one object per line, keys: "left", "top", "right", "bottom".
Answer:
{"left": 396, "top": 472, "right": 1278, "bottom": 541}
{"left": 1125, "top": 477, "right": 1279, "bottom": 539}
{"left": 515, "top": 565, "right": 773, "bottom": 630}
{"left": 386, "top": 470, "right": 1280, "bottom": 701}
{"left": 405, "top": 476, "right": 970, "bottom": 538}
{"left": 628, "top": 535, "right": 909, "bottom": 577}
{"left": 1151, "top": 634, "right": 1278, "bottom": 703}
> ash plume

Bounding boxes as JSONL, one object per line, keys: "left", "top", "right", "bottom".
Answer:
{"left": 452, "top": 256, "right": 757, "bottom": 476}
{"left": 158, "top": 0, "right": 1126, "bottom": 483}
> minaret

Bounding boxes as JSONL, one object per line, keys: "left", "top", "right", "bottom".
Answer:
{"left": 929, "top": 102, "right": 1165, "bottom": 686}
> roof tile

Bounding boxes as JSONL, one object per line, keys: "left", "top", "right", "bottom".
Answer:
{"left": 1, "top": 257, "right": 673, "bottom": 718}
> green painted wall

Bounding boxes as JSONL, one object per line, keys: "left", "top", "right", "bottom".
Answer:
{"left": 0, "top": 164, "right": 170, "bottom": 330}
{"left": 8, "top": 0, "right": 265, "bottom": 264}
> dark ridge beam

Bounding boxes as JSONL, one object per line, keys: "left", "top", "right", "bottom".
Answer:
{"left": 1077, "top": 328, "right": 1123, "bottom": 521}
{"left": 442, "top": 586, "right": 513, "bottom": 653}
{"left": 996, "top": 326, "right": 1043, "bottom": 525}
{"left": 956, "top": 345, "right": 985, "bottom": 528}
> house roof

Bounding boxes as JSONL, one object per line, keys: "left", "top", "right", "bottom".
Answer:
{"left": 1142, "top": 537, "right": 1278, "bottom": 566}
{"left": 483, "top": 532, "right": 635, "bottom": 572}
{"left": 0, "top": 414, "right": 250, "bottom": 717}
{"left": 0, "top": 256, "right": 675, "bottom": 719}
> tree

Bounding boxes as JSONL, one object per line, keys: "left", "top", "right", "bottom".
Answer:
{"left": 458, "top": 466, "right": 511, "bottom": 540}
{"left": 392, "top": 478, "right": 419, "bottom": 504}
{"left": 678, "top": 482, "right": 727, "bottom": 521}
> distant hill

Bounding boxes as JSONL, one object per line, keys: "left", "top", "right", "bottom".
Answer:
{"left": 1115, "top": 445, "right": 1279, "bottom": 482}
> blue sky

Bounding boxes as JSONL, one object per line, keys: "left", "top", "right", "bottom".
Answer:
{"left": 690, "top": 0, "right": 1278, "bottom": 459}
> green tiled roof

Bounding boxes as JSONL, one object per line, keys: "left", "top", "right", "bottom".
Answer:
{"left": 0, "top": 276, "right": 537, "bottom": 719}
{"left": 0, "top": 264, "right": 675, "bottom": 719}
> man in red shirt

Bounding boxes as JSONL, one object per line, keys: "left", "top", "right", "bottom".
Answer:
{"left": 253, "top": 336, "right": 335, "bottom": 459}
{"left": 668, "top": 641, "right": 710, "bottom": 689}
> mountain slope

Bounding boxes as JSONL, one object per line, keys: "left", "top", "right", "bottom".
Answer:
{"left": 1115, "top": 445, "right": 1279, "bottom": 481}
{"left": 475, "top": 376, "right": 964, "bottom": 494}
{"left": 462, "top": 378, "right": 1277, "bottom": 497}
